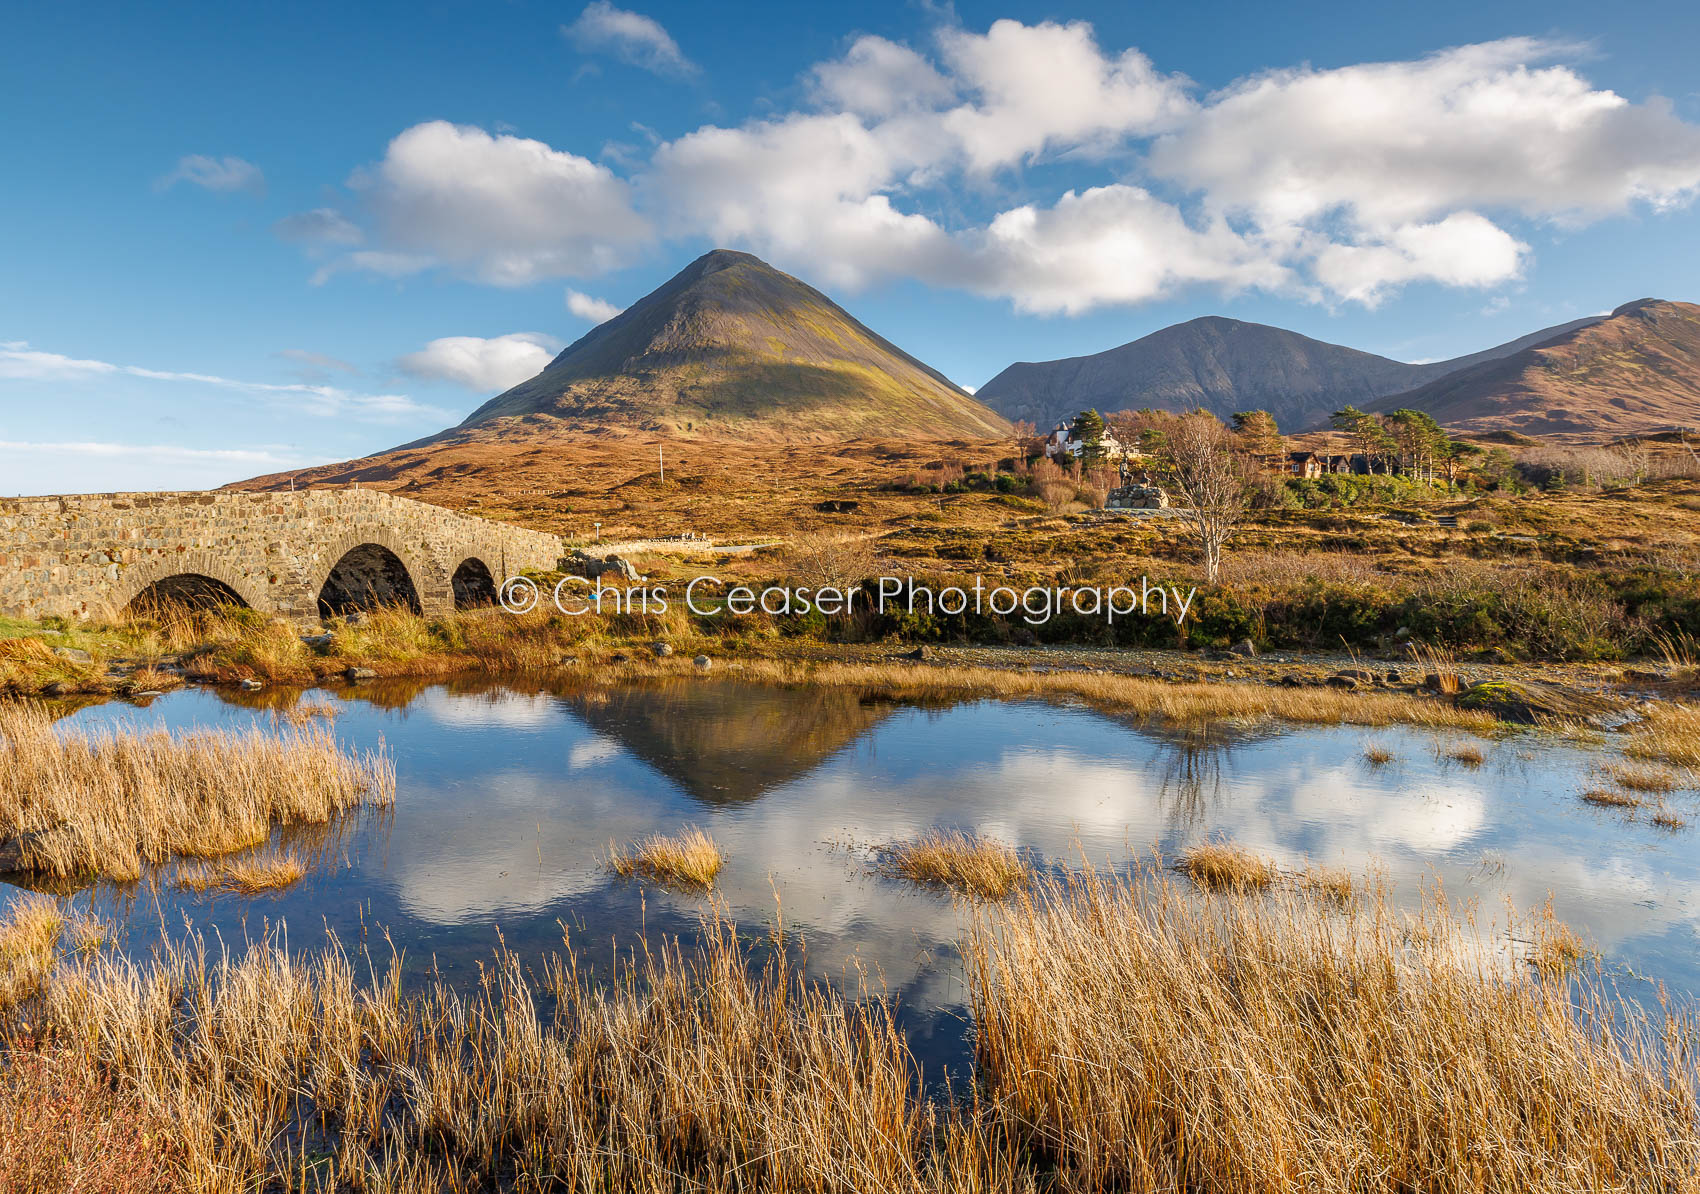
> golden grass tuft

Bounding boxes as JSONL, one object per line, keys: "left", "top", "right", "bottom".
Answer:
{"left": 1652, "top": 810, "right": 1690, "bottom": 831}
{"left": 0, "top": 702, "right": 393, "bottom": 881}
{"left": 1297, "top": 863, "right": 1356, "bottom": 907}
{"left": 1581, "top": 788, "right": 1644, "bottom": 809}
{"left": 1601, "top": 762, "right": 1680, "bottom": 793}
{"left": 1626, "top": 701, "right": 1700, "bottom": 768}
{"left": 610, "top": 827, "right": 724, "bottom": 890}
{"left": 1529, "top": 910, "right": 1589, "bottom": 977}
{"left": 1444, "top": 743, "right": 1486, "bottom": 767}
{"left": 879, "top": 830, "right": 1031, "bottom": 900}
{"left": 1363, "top": 743, "right": 1395, "bottom": 766}
{"left": 175, "top": 849, "right": 308, "bottom": 895}
{"left": 1180, "top": 840, "right": 1278, "bottom": 892}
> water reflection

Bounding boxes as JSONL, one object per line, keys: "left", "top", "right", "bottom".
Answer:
{"left": 9, "top": 676, "right": 1699, "bottom": 1075}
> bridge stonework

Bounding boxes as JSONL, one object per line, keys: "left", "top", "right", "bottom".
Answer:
{"left": 0, "top": 489, "right": 562, "bottom": 623}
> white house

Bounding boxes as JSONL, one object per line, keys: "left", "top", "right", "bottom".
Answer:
{"left": 1044, "top": 421, "right": 1133, "bottom": 462}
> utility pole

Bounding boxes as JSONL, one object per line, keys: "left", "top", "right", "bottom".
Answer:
{"left": 659, "top": 445, "right": 664, "bottom": 485}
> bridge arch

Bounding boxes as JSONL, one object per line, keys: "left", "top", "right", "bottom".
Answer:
{"left": 111, "top": 555, "right": 268, "bottom": 620}
{"left": 317, "top": 539, "right": 426, "bottom": 616}
{"left": 450, "top": 556, "right": 498, "bottom": 608}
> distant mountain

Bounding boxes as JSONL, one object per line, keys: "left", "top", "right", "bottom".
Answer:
{"left": 454, "top": 249, "right": 1008, "bottom": 442}
{"left": 1367, "top": 300, "right": 1700, "bottom": 439}
{"left": 975, "top": 313, "right": 1605, "bottom": 433}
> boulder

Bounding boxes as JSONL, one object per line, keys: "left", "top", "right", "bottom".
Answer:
{"left": 815, "top": 499, "right": 861, "bottom": 513}
{"left": 651, "top": 641, "right": 674, "bottom": 658}
{"left": 300, "top": 633, "right": 335, "bottom": 651}
{"left": 344, "top": 666, "right": 378, "bottom": 681}
{"left": 693, "top": 654, "right": 713, "bottom": 671}
{"left": 239, "top": 678, "right": 264, "bottom": 691}
{"left": 0, "top": 829, "right": 55, "bottom": 874}
{"left": 1228, "top": 639, "right": 1257, "bottom": 657}
{"left": 1456, "top": 679, "right": 1628, "bottom": 725}
{"left": 905, "top": 645, "right": 930, "bottom": 661}
{"left": 1324, "top": 674, "right": 1359, "bottom": 691}
{"left": 51, "top": 646, "right": 93, "bottom": 664}
{"left": 41, "top": 681, "right": 68, "bottom": 697}
{"left": 560, "top": 550, "right": 646, "bottom": 582}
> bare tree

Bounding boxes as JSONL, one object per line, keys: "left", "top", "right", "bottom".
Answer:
{"left": 1162, "top": 412, "right": 1245, "bottom": 584}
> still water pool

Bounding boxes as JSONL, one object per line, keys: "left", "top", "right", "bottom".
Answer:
{"left": 7, "top": 676, "right": 1698, "bottom": 1072}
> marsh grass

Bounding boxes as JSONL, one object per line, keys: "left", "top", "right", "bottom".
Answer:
{"left": 1529, "top": 908, "right": 1589, "bottom": 977}
{"left": 1363, "top": 743, "right": 1395, "bottom": 766}
{"left": 1297, "top": 863, "right": 1356, "bottom": 907}
{"left": 1409, "top": 640, "right": 1463, "bottom": 695}
{"left": 737, "top": 659, "right": 1501, "bottom": 732}
{"left": 1582, "top": 788, "right": 1645, "bottom": 809}
{"left": 0, "top": 702, "right": 393, "bottom": 881}
{"left": 1653, "top": 810, "right": 1691, "bottom": 831}
{"left": 174, "top": 848, "right": 308, "bottom": 895}
{"left": 610, "top": 827, "right": 724, "bottom": 890}
{"left": 0, "top": 866, "right": 1695, "bottom": 1191}
{"left": 1444, "top": 742, "right": 1486, "bottom": 767}
{"left": 1626, "top": 702, "right": 1700, "bottom": 768}
{"left": 968, "top": 867, "right": 1693, "bottom": 1192}
{"left": 879, "top": 830, "right": 1031, "bottom": 900}
{"left": 1180, "top": 840, "right": 1278, "bottom": 892}
{"left": 1601, "top": 761, "right": 1680, "bottom": 793}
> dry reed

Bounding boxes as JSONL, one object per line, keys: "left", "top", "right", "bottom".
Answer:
{"left": 1180, "top": 840, "right": 1277, "bottom": 891}
{"left": 0, "top": 702, "right": 393, "bottom": 881}
{"left": 1363, "top": 743, "right": 1395, "bottom": 765}
{"left": 174, "top": 849, "right": 309, "bottom": 895}
{"left": 1, "top": 866, "right": 1695, "bottom": 1191}
{"left": 879, "top": 830, "right": 1031, "bottom": 899}
{"left": 968, "top": 867, "right": 1696, "bottom": 1193}
{"left": 1653, "top": 810, "right": 1690, "bottom": 831}
{"left": 1602, "top": 762, "right": 1681, "bottom": 793}
{"left": 609, "top": 827, "right": 724, "bottom": 889}
{"left": 1445, "top": 743, "right": 1486, "bottom": 766}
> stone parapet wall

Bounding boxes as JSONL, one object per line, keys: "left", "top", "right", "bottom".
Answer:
{"left": 0, "top": 489, "right": 561, "bottom": 622}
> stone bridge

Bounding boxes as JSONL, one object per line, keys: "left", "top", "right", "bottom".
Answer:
{"left": 0, "top": 489, "right": 562, "bottom": 623}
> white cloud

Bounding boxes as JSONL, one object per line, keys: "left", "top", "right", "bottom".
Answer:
{"left": 0, "top": 439, "right": 303, "bottom": 467}
{"left": 1310, "top": 213, "right": 1529, "bottom": 306}
{"left": 935, "top": 19, "right": 1193, "bottom": 173}
{"left": 294, "top": 26, "right": 1700, "bottom": 313}
{"left": 811, "top": 35, "right": 954, "bottom": 118}
{"left": 397, "top": 332, "right": 561, "bottom": 392}
{"left": 564, "top": 2, "right": 697, "bottom": 78}
{"left": 565, "top": 290, "right": 623, "bottom": 323}
{"left": 158, "top": 154, "right": 266, "bottom": 196}
{"left": 343, "top": 121, "right": 650, "bottom": 285}
{"left": 273, "top": 207, "right": 363, "bottom": 246}
{"left": 0, "top": 341, "right": 445, "bottom": 421}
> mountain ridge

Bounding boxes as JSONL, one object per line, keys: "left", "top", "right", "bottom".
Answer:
{"left": 1365, "top": 299, "right": 1700, "bottom": 438}
{"left": 974, "top": 311, "right": 1610, "bottom": 433}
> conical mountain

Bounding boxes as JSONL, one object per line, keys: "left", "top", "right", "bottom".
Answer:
{"left": 459, "top": 249, "right": 1008, "bottom": 441}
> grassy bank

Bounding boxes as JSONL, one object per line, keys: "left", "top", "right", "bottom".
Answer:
{"left": 0, "top": 864, "right": 1692, "bottom": 1192}
{"left": 0, "top": 702, "right": 393, "bottom": 881}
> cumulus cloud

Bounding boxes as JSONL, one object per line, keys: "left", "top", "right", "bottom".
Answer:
{"left": 565, "top": 290, "right": 623, "bottom": 323}
{"left": 344, "top": 121, "right": 650, "bottom": 285}
{"left": 564, "top": 2, "right": 696, "bottom": 78}
{"left": 398, "top": 332, "right": 561, "bottom": 392}
{"left": 0, "top": 341, "right": 443, "bottom": 421}
{"left": 296, "top": 25, "right": 1700, "bottom": 312}
{"left": 158, "top": 154, "right": 266, "bottom": 196}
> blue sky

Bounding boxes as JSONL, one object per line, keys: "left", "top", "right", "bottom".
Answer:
{"left": 5, "top": 0, "right": 1700, "bottom": 493}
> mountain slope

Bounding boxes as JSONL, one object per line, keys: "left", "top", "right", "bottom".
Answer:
{"left": 1368, "top": 300, "right": 1700, "bottom": 438}
{"left": 456, "top": 249, "right": 1008, "bottom": 441}
{"left": 975, "top": 313, "right": 1604, "bottom": 433}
